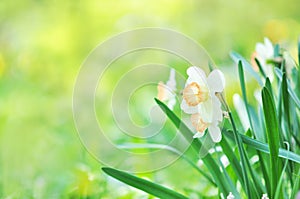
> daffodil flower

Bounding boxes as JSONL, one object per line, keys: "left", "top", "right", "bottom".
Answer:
{"left": 181, "top": 66, "right": 225, "bottom": 142}
{"left": 157, "top": 68, "right": 177, "bottom": 110}
{"left": 254, "top": 37, "right": 275, "bottom": 81}
{"left": 227, "top": 192, "right": 235, "bottom": 199}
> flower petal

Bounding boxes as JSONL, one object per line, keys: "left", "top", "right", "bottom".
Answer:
{"left": 198, "top": 99, "right": 213, "bottom": 123}
{"left": 180, "top": 99, "right": 199, "bottom": 114}
{"left": 167, "top": 95, "right": 176, "bottom": 110}
{"left": 264, "top": 37, "right": 273, "bottom": 57}
{"left": 193, "top": 132, "right": 204, "bottom": 138}
{"left": 166, "top": 68, "right": 176, "bottom": 91}
{"left": 208, "top": 124, "right": 222, "bottom": 142}
{"left": 212, "top": 96, "right": 223, "bottom": 121}
{"left": 207, "top": 69, "right": 225, "bottom": 93}
{"left": 186, "top": 66, "right": 207, "bottom": 86}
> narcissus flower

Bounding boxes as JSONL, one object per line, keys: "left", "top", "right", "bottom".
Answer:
{"left": 157, "top": 68, "right": 177, "bottom": 110}
{"left": 253, "top": 37, "right": 275, "bottom": 81}
{"left": 181, "top": 66, "right": 225, "bottom": 142}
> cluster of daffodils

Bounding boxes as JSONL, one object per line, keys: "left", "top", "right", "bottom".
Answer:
{"left": 157, "top": 66, "right": 226, "bottom": 143}
{"left": 235, "top": 37, "right": 275, "bottom": 126}
{"left": 234, "top": 37, "right": 291, "bottom": 125}
{"left": 250, "top": 37, "right": 295, "bottom": 81}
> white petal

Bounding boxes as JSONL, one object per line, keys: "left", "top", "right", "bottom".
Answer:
{"left": 208, "top": 125, "right": 222, "bottom": 142}
{"left": 186, "top": 76, "right": 206, "bottom": 88}
{"left": 254, "top": 89, "right": 262, "bottom": 106}
{"left": 167, "top": 96, "right": 176, "bottom": 110}
{"left": 207, "top": 69, "right": 225, "bottom": 93}
{"left": 264, "top": 65, "right": 274, "bottom": 82}
{"left": 193, "top": 132, "right": 204, "bottom": 138}
{"left": 212, "top": 96, "right": 223, "bottom": 121}
{"left": 256, "top": 43, "right": 269, "bottom": 61}
{"left": 233, "top": 93, "right": 250, "bottom": 131}
{"left": 166, "top": 68, "right": 176, "bottom": 91}
{"left": 264, "top": 37, "right": 274, "bottom": 57}
{"left": 199, "top": 99, "right": 213, "bottom": 123}
{"left": 256, "top": 43, "right": 265, "bottom": 57}
{"left": 180, "top": 99, "right": 199, "bottom": 114}
{"left": 186, "top": 66, "right": 207, "bottom": 85}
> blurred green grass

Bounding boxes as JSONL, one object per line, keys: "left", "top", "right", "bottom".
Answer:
{"left": 1, "top": 0, "right": 300, "bottom": 198}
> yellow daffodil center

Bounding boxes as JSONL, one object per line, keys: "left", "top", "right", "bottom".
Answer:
{"left": 191, "top": 113, "right": 209, "bottom": 133}
{"left": 182, "top": 82, "right": 209, "bottom": 106}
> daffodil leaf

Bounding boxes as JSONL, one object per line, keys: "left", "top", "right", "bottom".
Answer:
{"left": 274, "top": 44, "right": 280, "bottom": 57}
{"left": 224, "top": 130, "right": 300, "bottom": 164}
{"left": 262, "top": 86, "right": 280, "bottom": 198}
{"left": 117, "top": 143, "right": 216, "bottom": 186}
{"left": 230, "top": 51, "right": 263, "bottom": 86}
{"left": 298, "top": 37, "right": 300, "bottom": 66}
{"left": 254, "top": 57, "right": 267, "bottom": 79}
{"left": 275, "top": 68, "right": 300, "bottom": 109}
{"left": 237, "top": 63, "right": 266, "bottom": 196}
{"left": 154, "top": 98, "right": 235, "bottom": 196}
{"left": 219, "top": 137, "right": 244, "bottom": 188}
{"left": 102, "top": 167, "right": 189, "bottom": 199}
{"left": 282, "top": 73, "right": 291, "bottom": 135}
{"left": 274, "top": 143, "right": 289, "bottom": 199}
{"left": 228, "top": 112, "right": 251, "bottom": 198}
{"left": 291, "top": 168, "right": 300, "bottom": 198}
{"left": 265, "top": 78, "right": 274, "bottom": 99}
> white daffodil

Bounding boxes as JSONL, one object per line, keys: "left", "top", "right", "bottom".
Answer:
{"left": 157, "top": 68, "right": 177, "bottom": 110}
{"left": 261, "top": 193, "right": 269, "bottom": 199}
{"left": 181, "top": 66, "right": 225, "bottom": 142}
{"left": 227, "top": 192, "right": 235, "bottom": 199}
{"left": 254, "top": 37, "right": 275, "bottom": 81}
{"left": 283, "top": 51, "right": 297, "bottom": 80}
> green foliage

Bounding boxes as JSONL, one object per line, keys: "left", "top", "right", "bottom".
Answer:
{"left": 102, "top": 167, "right": 189, "bottom": 199}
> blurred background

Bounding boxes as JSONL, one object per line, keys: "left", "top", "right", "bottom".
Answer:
{"left": 1, "top": 0, "right": 300, "bottom": 198}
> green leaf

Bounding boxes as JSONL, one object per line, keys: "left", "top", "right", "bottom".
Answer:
{"left": 274, "top": 44, "right": 281, "bottom": 57}
{"left": 219, "top": 137, "right": 244, "bottom": 188}
{"left": 291, "top": 168, "right": 300, "bottom": 198}
{"left": 224, "top": 130, "right": 300, "bottom": 164}
{"left": 238, "top": 61, "right": 253, "bottom": 131}
{"left": 265, "top": 78, "right": 274, "bottom": 99}
{"left": 243, "top": 131, "right": 266, "bottom": 196}
{"left": 274, "top": 143, "right": 289, "bottom": 199}
{"left": 254, "top": 57, "right": 267, "bottom": 79}
{"left": 297, "top": 37, "right": 300, "bottom": 66}
{"left": 228, "top": 112, "right": 251, "bottom": 198}
{"left": 275, "top": 68, "right": 300, "bottom": 109}
{"left": 282, "top": 73, "right": 291, "bottom": 140}
{"left": 102, "top": 167, "right": 189, "bottom": 199}
{"left": 237, "top": 63, "right": 266, "bottom": 195}
{"left": 117, "top": 143, "right": 216, "bottom": 186}
{"left": 262, "top": 87, "right": 280, "bottom": 198}
{"left": 155, "top": 98, "right": 235, "bottom": 196}
{"left": 230, "top": 51, "right": 263, "bottom": 86}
